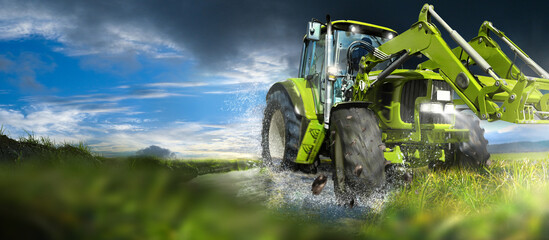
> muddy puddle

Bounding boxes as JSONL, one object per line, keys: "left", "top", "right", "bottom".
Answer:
{"left": 191, "top": 163, "right": 390, "bottom": 225}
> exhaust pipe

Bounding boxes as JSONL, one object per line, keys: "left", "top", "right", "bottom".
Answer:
{"left": 324, "top": 14, "right": 334, "bottom": 129}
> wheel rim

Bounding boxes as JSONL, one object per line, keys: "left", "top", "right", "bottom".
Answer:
{"left": 268, "top": 110, "right": 285, "bottom": 161}
{"left": 333, "top": 131, "right": 345, "bottom": 192}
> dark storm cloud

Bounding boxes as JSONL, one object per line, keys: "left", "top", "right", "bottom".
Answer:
{"left": 3, "top": 0, "right": 549, "bottom": 72}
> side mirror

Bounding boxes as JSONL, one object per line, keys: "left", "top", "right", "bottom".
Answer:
{"left": 306, "top": 21, "right": 321, "bottom": 41}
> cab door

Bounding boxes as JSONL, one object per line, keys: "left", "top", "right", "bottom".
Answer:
{"left": 299, "top": 38, "right": 325, "bottom": 114}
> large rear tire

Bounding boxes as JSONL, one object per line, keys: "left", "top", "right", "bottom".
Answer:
{"left": 445, "top": 114, "right": 490, "bottom": 168}
{"left": 330, "top": 107, "right": 386, "bottom": 205}
{"left": 261, "top": 90, "right": 301, "bottom": 171}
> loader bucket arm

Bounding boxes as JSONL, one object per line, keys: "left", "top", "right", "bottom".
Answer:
{"left": 420, "top": 21, "right": 549, "bottom": 101}
{"left": 358, "top": 4, "right": 549, "bottom": 123}
{"left": 477, "top": 21, "right": 549, "bottom": 79}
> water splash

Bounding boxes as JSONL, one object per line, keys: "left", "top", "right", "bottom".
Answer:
{"left": 195, "top": 164, "right": 393, "bottom": 225}
{"left": 222, "top": 82, "right": 270, "bottom": 158}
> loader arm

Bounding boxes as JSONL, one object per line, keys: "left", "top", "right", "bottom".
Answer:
{"left": 420, "top": 21, "right": 549, "bottom": 109}
{"left": 357, "top": 4, "right": 549, "bottom": 123}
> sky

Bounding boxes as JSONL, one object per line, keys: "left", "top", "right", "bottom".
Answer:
{"left": 0, "top": 0, "right": 548, "bottom": 158}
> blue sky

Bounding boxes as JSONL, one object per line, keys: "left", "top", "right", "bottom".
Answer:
{"left": 0, "top": 38, "right": 270, "bottom": 158}
{"left": 0, "top": 0, "right": 548, "bottom": 158}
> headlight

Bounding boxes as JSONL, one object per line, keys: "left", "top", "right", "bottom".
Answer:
{"left": 420, "top": 103, "right": 444, "bottom": 113}
{"left": 420, "top": 102, "right": 455, "bottom": 114}
{"left": 327, "top": 66, "right": 339, "bottom": 81}
{"left": 327, "top": 66, "right": 338, "bottom": 75}
{"left": 444, "top": 103, "right": 455, "bottom": 114}
{"left": 436, "top": 90, "right": 452, "bottom": 101}
{"left": 350, "top": 25, "right": 358, "bottom": 33}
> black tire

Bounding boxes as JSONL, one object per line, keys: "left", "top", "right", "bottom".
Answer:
{"left": 261, "top": 89, "right": 301, "bottom": 171}
{"left": 445, "top": 113, "right": 490, "bottom": 168}
{"left": 329, "top": 107, "right": 386, "bottom": 205}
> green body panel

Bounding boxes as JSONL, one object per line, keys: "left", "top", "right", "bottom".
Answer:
{"left": 270, "top": 78, "right": 317, "bottom": 119}
{"left": 359, "top": 70, "right": 448, "bottom": 131}
{"left": 383, "top": 145, "right": 405, "bottom": 164}
{"left": 286, "top": 78, "right": 319, "bottom": 120}
{"left": 295, "top": 120, "right": 325, "bottom": 164}
{"left": 269, "top": 78, "right": 326, "bottom": 164}
{"left": 353, "top": 70, "right": 469, "bottom": 160}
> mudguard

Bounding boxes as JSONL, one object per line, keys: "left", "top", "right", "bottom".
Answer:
{"left": 266, "top": 78, "right": 324, "bottom": 164}
{"left": 267, "top": 78, "right": 317, "bottom": 120}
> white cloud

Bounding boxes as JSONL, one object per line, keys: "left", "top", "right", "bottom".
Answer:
{"left": 101, "top": 124, "right": 143, "bottom": 132}
{"left": 0, "top": 18, "right": 61, "bottom": 40}
{"left": 212, "top": 49, "right": 292, "bottom": 86}
{"left": 0, "top": 7, "right": 183, "bottom": 60}
{"left": 26, "top": 89, "right": 186, "bottom": 109}
{"left": 89, "top": 113, "right": 264, "bottom": 159}
{"left": 145, "top": 82, "right": 208, "bottom": 88}
{"left": 203, "top": 90, "right": 250, "bottom": 95}
{"left": 0, "top": 101, "right": 264, "bottom": 159}
{"left": 484, "top": 122, "right": 549, "bottom": 144}
{"left": 0, "top": 105, "right": 87, "bottom": 136}
{"left": 497, "top": 124, "right": 519, "bottom": 134}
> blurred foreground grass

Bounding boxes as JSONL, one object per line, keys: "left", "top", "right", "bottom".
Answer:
{"left": 367, "top": 152, "right": 549, "bottom": 239}
{"left": 2, "top": 132, "right": 549, "bottom": 239}
{"left": 0, "top": 134, "right": 338, "bottom": 239}
{"left": 0, "top": 162, "right": 328, "bottom": 240}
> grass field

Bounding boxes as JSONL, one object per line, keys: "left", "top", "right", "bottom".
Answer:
{"left": 364, "top": 152, "right": 549, "bottom": 239}
{"left": 1, "top": 133, "right": 549, "bottom": 239}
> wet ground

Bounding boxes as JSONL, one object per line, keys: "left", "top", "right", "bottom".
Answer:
{"left": 191, "top": 162, "right": 390, "bottom": 225}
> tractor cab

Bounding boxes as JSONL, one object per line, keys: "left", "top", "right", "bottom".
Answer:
{"left": 298, "top": 20, "right": 397, "bottom": 113}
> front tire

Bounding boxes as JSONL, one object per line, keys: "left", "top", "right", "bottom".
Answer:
{"left": 262, "top": 90, "right": 301, "bottom": 171}
{"left": 446, "top": 113, "right": 490, "bottom": 168}
{"left": 330, "top": 107, "right": 386, "bottom": 205}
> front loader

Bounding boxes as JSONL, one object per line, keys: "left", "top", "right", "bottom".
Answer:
{"left": 262, "top": 3, "right": 549, "bottom": 204}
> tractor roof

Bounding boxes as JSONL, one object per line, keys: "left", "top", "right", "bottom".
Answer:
{"left": 313, "top": 20, "right": 397, "bottom": 39}
{"left": 331, "top": 20, "right": 397, "bottom": 35}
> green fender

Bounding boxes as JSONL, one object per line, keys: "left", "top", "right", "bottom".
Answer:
{"left": 266, "top": 78, "right": 324, "bottom": 164}
{"left": 267, "top": 78, "right": 318, "bottom": 120}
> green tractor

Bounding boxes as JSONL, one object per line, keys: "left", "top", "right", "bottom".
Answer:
{"left": 262, "top": 4, "right": 549, "bottom": 204}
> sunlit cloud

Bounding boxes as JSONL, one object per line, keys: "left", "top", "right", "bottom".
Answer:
{"left": 497, "top": 125, "right": 519, "bottom": 134}
{"left": 0, "top": 105, "right": 87, "bottom": 136}
{"left": 25, "top": 89, "right": 187, "bottom": 107}
{"left": 100, "top": 124, "right": 144, "bottom": 132}
{"left": 145, "top": 82, "right": 208, "bottom": 88}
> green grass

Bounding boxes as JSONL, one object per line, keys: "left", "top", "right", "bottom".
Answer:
{"left": 491, "top": 151, "right": 549, "bottom": 161}
{"left": 0, "top": 156, "right": 331, "bottom": 239}
{"left": 2, "top": 132, "right": 549, "bottom": 239}
{"left": 361, "top": 152, "right": 549, "bottom": 239}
